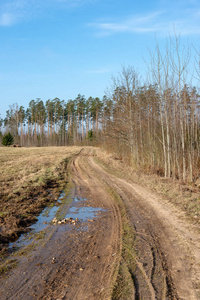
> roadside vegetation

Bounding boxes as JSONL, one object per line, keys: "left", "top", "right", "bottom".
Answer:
{"left": 94, "top": 149, "right": 200, "bottom": 227}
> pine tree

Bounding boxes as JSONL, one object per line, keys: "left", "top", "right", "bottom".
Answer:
{"left": 2, "top": 132, "right": 14, "bottom": 146}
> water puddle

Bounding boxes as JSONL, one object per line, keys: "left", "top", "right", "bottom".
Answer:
{"left": 9, "top": 191, "right": 66, "bottom": 250}
{"left": 8, "top": 191, "right": 107, "bottom": 252}
{"left": 30, "top": 205, "right": 59, "bottom": 232}
{"left": 57, "top": 191, "right": 65, "bottom": 203}
{"left": 65, "top": 205, "right": 106, "bottom": 222}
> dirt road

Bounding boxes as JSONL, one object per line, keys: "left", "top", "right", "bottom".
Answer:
{"left": 0, "top": 148, "right": 199, "bottom": 299}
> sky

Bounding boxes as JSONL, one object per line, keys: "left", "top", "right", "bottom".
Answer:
{"left": 0, "top": 0, "right": 200, "bottom": 118}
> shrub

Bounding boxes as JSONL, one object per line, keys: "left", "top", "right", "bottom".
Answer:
{"left": 2, "top": 132, "right": 14, "bottom": 146}
{"left": 87, "top": 129, "right": 95, "bottom": 141}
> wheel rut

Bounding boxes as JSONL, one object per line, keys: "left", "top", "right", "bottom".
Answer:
{"left": 88, "top": 151, "right": 199, "bottom": 300}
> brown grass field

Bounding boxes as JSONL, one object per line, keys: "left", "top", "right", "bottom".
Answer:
{"left": 0, "top": 146, "right": 82, "bottom": 252}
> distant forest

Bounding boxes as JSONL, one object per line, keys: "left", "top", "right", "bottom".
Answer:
{"left": 1, "top": 37, "right": 200, "bottom": 183}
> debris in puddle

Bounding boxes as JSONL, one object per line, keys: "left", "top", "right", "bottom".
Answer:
{"left": 52, "top": 217, "right": 79, "bottom": 225}
{"left": 51, "top": 257, "right": 56, "bottom": 264}
{"left": 8, "top": 193, "right": 107, "bottom": 252}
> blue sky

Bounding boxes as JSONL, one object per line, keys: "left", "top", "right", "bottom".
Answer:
{"left": 0, "top": 0, "right": 200, "bottom": 118}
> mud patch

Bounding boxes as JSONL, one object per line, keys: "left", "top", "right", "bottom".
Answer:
{"left": 8, "top": 191, "right": 66, "bottom": 251}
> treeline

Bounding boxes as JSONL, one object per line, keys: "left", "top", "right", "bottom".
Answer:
{"left": 103, "top": 37, "right": 200, "bottom": 183}
{"left": 103, "top": 76, "right": 200, "bottom": 182}
{"left": 0, "top": 95, "right": 105, "bottom": 146}
{"left": 1, "top": 36, "right": 200, "bottom": 182}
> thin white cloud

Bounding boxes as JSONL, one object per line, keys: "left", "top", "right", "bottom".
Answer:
{"left": 89, "top": 12, "right": 165, "bottom": 36}
{"left": 89, "top": 7, "right": 200, "bottom": 37}
{"left": 0, "top": 0, "right": 96, "bottom": 26}
{"left": 0, "top": 0, "right": 34, "bottom": 26}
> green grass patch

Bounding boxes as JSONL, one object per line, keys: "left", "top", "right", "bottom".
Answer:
{"left": 112, "top": 259, "right": 135, "bottom": 300}
{"left": 35, "top": 230, "right": 46, "bottom": 240}
{"left": 14, "top": 242, "right": 36, "bottom": 257}
{"left": 104, "top": 185, "right": 137, "bottom": 299}
{"left": 0, "top": 259, "right": 18, "bottom": 276}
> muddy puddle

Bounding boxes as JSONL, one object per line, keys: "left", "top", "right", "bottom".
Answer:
{"left": 8, "top": 192, "right": 64, "bottom": 251}
{"left": 9, "top": 191, "right": 106, "bottom": 252}
{"left": 65, "top": 205, "right": 105, "bottom": 221}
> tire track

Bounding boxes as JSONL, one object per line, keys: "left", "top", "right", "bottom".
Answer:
{"left": 68, "top": 149, "right": 123, "bottom": 299}
{"left": 87, "top": 153, "right": 198, "bottom": 300}
{"left": 77, "top": 151, "right": 160, "bottom": 299}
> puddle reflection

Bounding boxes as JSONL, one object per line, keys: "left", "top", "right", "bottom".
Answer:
{"left": 65, "top": 205, "right": 106, "bottom": 222}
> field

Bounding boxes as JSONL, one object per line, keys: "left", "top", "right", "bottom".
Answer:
{"left": 0, "top": 146, "right": 81, "bottom": 249}
{"left": 0, "top": 146, "right": 199, "bottom": 299}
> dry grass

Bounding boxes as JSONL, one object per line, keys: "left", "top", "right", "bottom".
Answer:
{"left": 0, "top": 146, "right": 81, "bottom": 194}
{"left": 0, "top": 146, "right": 82, "bottom": 249}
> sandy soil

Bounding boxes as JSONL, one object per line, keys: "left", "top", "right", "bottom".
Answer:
{"left": 0, "top": 147, "right": 199, "bottom": 299}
